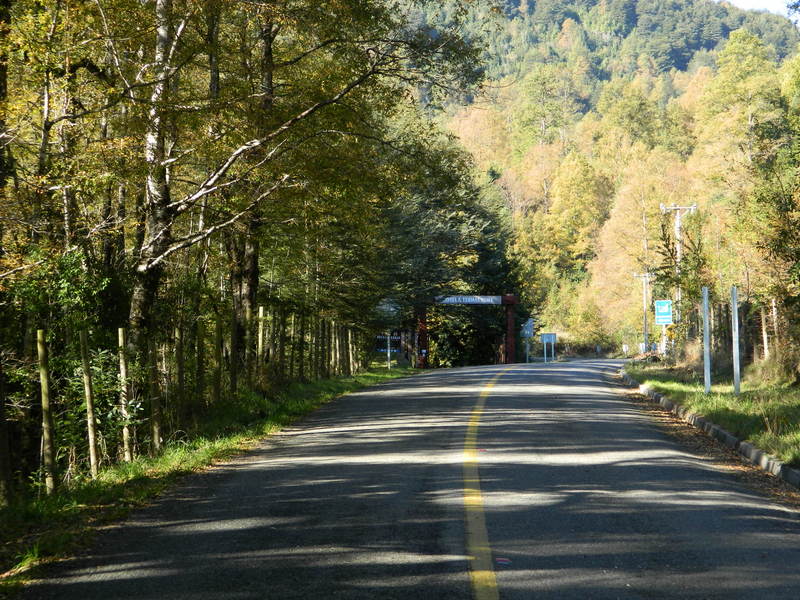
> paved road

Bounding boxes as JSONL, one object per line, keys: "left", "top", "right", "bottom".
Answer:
{"left": 24, "top": 360, "right": 800, "bottom": 599}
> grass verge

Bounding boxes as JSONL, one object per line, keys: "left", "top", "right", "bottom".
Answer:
{"left": 625, "top": 362, "right": 800, "bottom": 468}
{"left": 0, "top": 366, "right": 416, "bottom": 594}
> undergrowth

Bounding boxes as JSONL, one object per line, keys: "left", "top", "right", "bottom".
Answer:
{"left": 625, "top": 362, "right": 800, "bottom": 468}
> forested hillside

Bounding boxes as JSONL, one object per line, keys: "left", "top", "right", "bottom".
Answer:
{"left": 444, "top": 0, "right": 800, "bottom": 364}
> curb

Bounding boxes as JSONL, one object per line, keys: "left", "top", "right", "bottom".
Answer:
{"left": 620, "top": 370, "right": 800, "bottom": 490}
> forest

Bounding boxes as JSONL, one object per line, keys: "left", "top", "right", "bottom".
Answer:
{"left": 4, "top": 0, "right": 800, "bottom": 542}
{"left": 444, "top": 0, "right": 800, "bottom": 366}
{"left": 0, "top": 0, "right": 518, "bottom": 510}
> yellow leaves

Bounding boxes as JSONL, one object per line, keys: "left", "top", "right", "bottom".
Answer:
{"left": 779, "top": 49, "right": 800, "bottom": 112}
{"left": 454, "top": 251, "right": 479, "bottom": 268}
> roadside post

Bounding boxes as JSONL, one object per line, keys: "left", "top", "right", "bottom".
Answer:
{"left": 702, "top": 286, "right": 711, "bottom": 394}
{"left": 541, "top": 333, "right": 556, "bottom": 363}
{"left": 732, "top": 286, "right": 741, "bottom": 396}
{"left": 521, "top": 318, "right": 535, "bottom": 363}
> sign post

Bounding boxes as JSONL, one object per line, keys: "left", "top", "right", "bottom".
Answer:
{"left": 521, "top": 318, "right": 534, "bottom": 364}
{"left": 541, "top": 333, "right": 556, "bottom": 363}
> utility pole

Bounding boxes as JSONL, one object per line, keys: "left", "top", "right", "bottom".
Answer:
{"left": 660, "top": 204, "right": 696, "bottom": 322}
{"left": 633, "top": 272, "right": 652, "bottom": 352}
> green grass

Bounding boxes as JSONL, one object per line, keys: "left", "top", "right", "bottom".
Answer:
{"left": 0, "top": 366, "right": 416, "bottom": 592}
{"left": 626, "top": 363, "right": 800, "bottom": 468}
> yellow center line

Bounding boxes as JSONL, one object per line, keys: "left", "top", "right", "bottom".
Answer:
{"left": 464, "top": 368, "right": 512, "bottom": 600}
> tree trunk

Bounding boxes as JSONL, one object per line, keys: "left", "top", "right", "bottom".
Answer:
{"left": 212, "top": 315, "right": 222, "bottom": 404}
{"left": 336, "top": 324, "right": 343, "bottom": 376}
{"left": 229, "top": 305, "right": 239, "bottom": 394}
{"left": 0, "top": 357, "right": 13, "bottom": 506}
{"left": 194, "top": 318, "right": 205, "bottom": 417}
{"left": 243, "top": 233, "right": 257, "bottom": 387}
{"left": 37, "top": 330, "right": 56, "bottom": 494}
{"left": 288, "top": 313, "right": 297, "bottom": 380}
{"left": 0, "top": 0, "right": 13, "bottom": 506}
{"left": 277, "top": 310, "right": 286, "bottom": 380}
{"left": 149, "top": 339, "right": 162, "bottom": 455}
{"left": 347, "top": 329, "right": 353, "bottom": 375}
{"left": 0, "top": 0, "right": 11, "bottom": 191}
{"left": 129, "top": 0, "right": 174, "bottom": 357}
{"left": 257, "top": 305, "right": 265, "bottom": 372}
{"left": 333, "top": 322, "right": 340, "bottom": 377}
{"left": 322, "top": 319, "right": 330, "bottom": 379}
{"left": 298, "top": 313, "right": 306, "bottom": 381}
{"left": 226, "top": 234, "right": 246, "bottom": 392}
{"left": 117, "top": 328, "right": 133, "bottom": 462}
{"left": 174, "top": 326, "right": 185, "bottom": 425}
{"left": 79, "top": 330, "right": 99, "bottom": 479}
{"left": 205, "top": 1, "right": 220, "bottom": 101}
{"left": 313, "top": 314, "right": 321, "bottom": 380}
{"left": 772, "top": 298, "right": 780, "bottom": 359}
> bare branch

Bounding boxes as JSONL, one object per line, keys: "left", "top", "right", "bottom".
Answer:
{"left": 0, "top": 259, "right": 47, "bottom": 280}
{"left": 139, "top": 175, "right": 291, "bottom": 273}
{"left": 170, "top": 60, "right": 383, "bottom": 212}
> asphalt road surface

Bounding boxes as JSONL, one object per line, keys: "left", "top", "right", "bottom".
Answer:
{"left": 24, "top": 360, "right": 800, "bottom": 599}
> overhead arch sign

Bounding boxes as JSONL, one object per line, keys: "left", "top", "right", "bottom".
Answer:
{"left": 417, "top": 294, "right": 519, "bottom": 368}
{"left": 436, "top": 295, "right": 503, "bottom": 305}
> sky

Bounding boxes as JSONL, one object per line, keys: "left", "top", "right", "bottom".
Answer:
{"left": 721, "top": 0, "right": 790, "bottom": 16}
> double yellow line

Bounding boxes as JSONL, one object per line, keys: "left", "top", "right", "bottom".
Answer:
{"left": 464, "top": 369, "right": 511, "bottom": 600}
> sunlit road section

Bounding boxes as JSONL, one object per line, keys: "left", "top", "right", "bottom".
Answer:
{"left": 25, "top": 360, "right": 800, "bottom": 599}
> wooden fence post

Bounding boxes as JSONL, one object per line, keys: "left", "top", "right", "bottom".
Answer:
{"left": 37, "top": 330, "right": 56, "bottom": 494}
{"left": 78, "top": 330, "right": 99, "bottom": 479}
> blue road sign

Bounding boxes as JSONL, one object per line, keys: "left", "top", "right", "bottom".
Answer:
{"left": 521, "top": 318, "right": 535, "bottom": 338}
{"left": 654, "top": 300, "right": 673, "bottom": 325}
